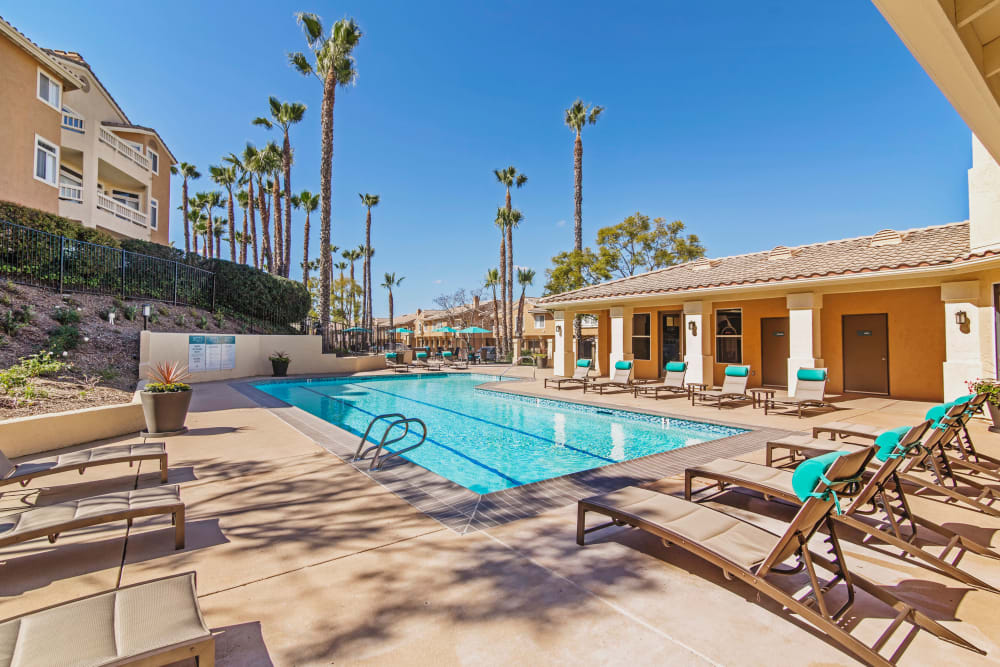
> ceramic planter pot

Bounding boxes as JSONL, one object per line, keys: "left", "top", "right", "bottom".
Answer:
{"left": 271, "top": 359, "right": 289, "bottom": 377}
{"left": 987, "top": 401, "right": 1000, "bottom": 433}
{"left": 140, "top": 390, "right": 192, "bottom": 434}
{"left": 535, "top": 356, "right": 548, "bottom": 369}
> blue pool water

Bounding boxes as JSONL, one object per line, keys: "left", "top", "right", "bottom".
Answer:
{"left": 255, "top": 373, "right": 747, "bottom": 494}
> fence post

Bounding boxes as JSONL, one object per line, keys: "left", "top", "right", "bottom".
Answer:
{"left": 58, "top": 236, "right": 64, "bottom": 294}
{"left": 120, "top": 249, "right": 127, "bottom": 298}
{"left": 173, "top": 262, "right": 178, "bottom": 305}
{"left": 211, "top": 274, "right": 216, "bottom": 312}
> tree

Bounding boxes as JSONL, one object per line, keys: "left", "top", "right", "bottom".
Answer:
{"left": 493, "top": 207, "right": 509, "bottom": 355}
{"left": 484, "top": 268, "right": 501, "bottom": 345}
{"left": 380, "top": 272, "right": 405, "bottom": 332}
{"left": 359, "top": 193, "right": 379, "bottom": 343}
{"left": 254, "top": 96, "right": 307, "bottom": 277}
{"left": 188, "top": 208, "right": 208, "bottom": 256}
{"left": 290, "top": 13, "right": 363, "bottom": 345}
{"left": 188, "top": 193, "right": 206, "bottom": 255}
{"left": 209, "top": 164, "right": 238, "bottom": 261}
{"left": 342, "top": 248, "right": 363, "bottom": 324}
{"left": 225, "top": 146, "right": 258, "bottom": 267}
{"left": 291, "top": 190, "right": 320, "bottom": 287}
{"left": 235, "top": 189, "right": 250, "bottom": 264}
{"left": 170, "top": 162, "right": 200, "bottom": 254}
{"left": 198, "top": 191, "right": 224, "bottom": 259}
{"left": 333, "top": 261, "right": 348, "bottom": 314}
{"left": 493, "top": 165, "right": 527, "bottom": 356}
{"left": 212, "top": 216, "right": 228, "bottom": 258}
{"left": 543, "top": 248, "right": 610, "bottom": 295}
{"left": 564, "top": 99, "right": 603, "bottom": 343}
{"left": 515, "top": 267, "right": 535, "bottom": 338}
{"left": 595, "top": 212, "right": 705, "bottom": 278}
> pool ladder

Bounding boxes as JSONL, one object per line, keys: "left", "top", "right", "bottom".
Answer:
{"left": 353, "top": 413, "right": 428, "bottom": 471}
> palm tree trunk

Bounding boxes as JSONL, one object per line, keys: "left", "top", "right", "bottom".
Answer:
{"left": 388, "top": 291, "right": 394, "bottom": 331}
{"left": 272, "top": 176, "right": 283, "bottom": 275}
{"left": 338, "top": 267, "right": 345, "bottom": 316}
{"left": 506, "top": 223, "right": 514, "bottom": 350}
{"left": 364, "top": 208, "right": 372, "bottom": 346}
{"left": 216, "top": 229, "right": 222, "bottom": 258}
{"left": 348, "top": 262, "right": 356, "bottom": 325}
{"left": 302, "top": 210, "right": 311, "bottom": 287}
{"left": 282, "top": 132, "right": 293, "bottom": 278}
{"left": 258, "top": 177, "right": 272, "bottom": 272}
{"left": 491, "top": 287, "right": 499, "bottom": 351}
{"left": 182, "top": 179, "right": 191, "bottom": 255}
{"left": 248, "top": 181, "right": 259, "bottom": 269}
{"left": 319, "top": 72, "right": 336, "bottom": 346}
{"left": 226, "top": 187, "right": 236, "bottom": 262}
{"left": 573, "top": 130, "right": 583, "bottom": 347}
{"left": 205, "top": 205, "right": 214, "bottom": 259}
{"left": 241, "top": 206, "right": 248, "bottom": 264}
{"left": 192, "top": 217, "right": 199, "bottom": 255}
{"left": 499, "top": 234, "right": 507, "bottom": 356}
{"left": 517, "top": 286, "right": 526, "bottom": 338}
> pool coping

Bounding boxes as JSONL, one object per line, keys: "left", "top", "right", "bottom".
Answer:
{"left": 231, "top": 372, "right": 800, "bottom": 534}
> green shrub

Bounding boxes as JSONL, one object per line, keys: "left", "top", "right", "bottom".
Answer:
{"left": 149, "top": 313, "right": 159, "bottom": 326}
{"left": 97, "top": 365, "right": 119, "bottom": 383}
{"left": 0, "top": 311, "right": 24, "bottom": 337}
{"left": 213, "top": 311, "right": 225, "bottom": 328}
{"left": 174, "top": 314, "right": 186, "bottom": 327}
{"left": 98, "top": 306, "right": 115, "bottom": 322}
{"left": 112, "top": 297, "right": 125, "bottom": 310}
{"left": 48, "top": 324, "right": 81, "bottom": 353}
{"left": 0, "top": 352, "right": 68, "bottom": 405}
{"left": 196, "top": 315, "right": 208, "bottom": 330}
{"left": 53, "top": 306, "right": 82, "bottom": 325}
{"left": 0, "top": 201, "right": 120, "bottom": 247}
{"left": 122, "top": 305, "right": 137, "bottom": 321}
{"left": 0, "top": 293, "right": 10, "bottom": 307}
{"left": 14, "top": 304, "right": 34, "bottom": 325}
{"left": 158, "top": 305, "right": 169, "bottom": 316}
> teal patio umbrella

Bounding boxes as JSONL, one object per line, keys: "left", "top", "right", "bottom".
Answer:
{"left": 457, "top": 326, "right": 491, "bottom": 334}
{"left": 344, "top": 326, "right": 369, "bottom": 333}
{"left": 394, "top": 327, "right": 414, "bottom": 334}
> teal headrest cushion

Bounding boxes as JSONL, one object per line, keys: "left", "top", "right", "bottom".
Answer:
{"left": 874, "top": 426, "right": 913, "bottom": 462}
{"left": 615, "top": 360, "right": 632, "bottom": 370}
{"left": 924, "top": 402, "right": 949, "bottom": 427}
{"left": 442, "top": 351, "right": 453, "bottom": 357}
{"left": 416, "top": 352, "right": 428, "bottom": 359}
{"left": 792, "top": 451, "right": 848, "bottom": 502}
{"left": 385, "top": 352, "right": 397, "bottom": 359}
{"left": 576, "top": 359, "right": 592, "bottom": 367}
{"left": 725, "top": 365, "right": 749, "bottom": 377}
{"left": 952, "top": 394, "right": 974, "bottom": 406}
{"left": 665, "top": 361, "right": 687, "bottom": 372}
{"left": 797, "top": 368, "right": 827, "bottom": 382}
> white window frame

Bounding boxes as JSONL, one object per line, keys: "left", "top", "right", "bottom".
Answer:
{"left": 580, "top": 314, "right": 599, "bottom": 328}
{"left": 149, "top": 197, "right": 159, "bottom": 229}
{"left": 36, "top": 68, "right": 61, "bottom": 110}
{"left": 111, "top": 189, "right": 141, "bottom": 211}
{"left": 533, "top": 314, "right": 545, "bottom": 329}
{"left": 148, "top": 148, "right": 159, "bottom": 175}
{"left": 33, "top": 134, "right": 59, "bottom": 188}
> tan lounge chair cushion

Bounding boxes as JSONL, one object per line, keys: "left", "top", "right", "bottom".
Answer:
{"left": 0, "top": 572, "right": 209, "bottom": 666}
{"left": 769, "top": 434, "right": 866, "bottom": 455}
{"left": 584, "top": 486, "right": 776, "bottom": 569}
{"left": 691, "top": 459, "right": 797, "bottom": 498}
{"left": 813, "top": 421, "right": 885, "bottom": 440}
{"left": 7, "top": 443, "right": 166, "bottom": 480}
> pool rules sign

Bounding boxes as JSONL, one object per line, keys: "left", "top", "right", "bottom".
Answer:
{"left": 188, "top": 335, "right": 236, "bottom": 372}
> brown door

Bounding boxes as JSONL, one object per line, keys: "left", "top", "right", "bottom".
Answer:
{"left": 761, "top": 317, "right": 789, "bottom": 387}
{"left": 842, "top": 314, "right": 889, "bottom": 394}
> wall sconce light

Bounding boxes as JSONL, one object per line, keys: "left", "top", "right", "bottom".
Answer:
{"left": 687, "top": 321, "right": 697, "bottom": 336}
{"left": 955, "top": 310, "right": 969, "bottom": 327}
{"left": 555, "top": 325, "right": 562, "bottom": 335}
{"left": 142, "top": 304, "right": 151, "bottom": 331}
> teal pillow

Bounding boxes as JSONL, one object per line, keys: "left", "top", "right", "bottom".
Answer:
{"left": 792, "top": 451, "right": 848, "bottom": 502}
{"left": 442, "top": 351, "right": 453, "bottom": 357}
{"left": 952, "top": 394, "right": 974, "bottom": 406}
{"left": 796, "top": 368, "right": 827, "bottom": 382}
{"left": 665, "top": 361, "right": 687, "bottom": 372}
{"left": 614, "top": 360, "right": 632, "bottom": 370}
{"left": 925, "top": 401, "right": 960, "bottom": 427}
{"left": 874, "top": 426, "right": 912, "bottom": 462}
{"left": 386, "top": 352, "right": 397, "bottom": 359}
{"left": 416, "top": 352, "right": 428, "bottom": 359}
{"left": 576, "top": 359, "right": 592, "bottom": 367}
{"left": 724, "top": 365, "right": 749, "bottom": 377}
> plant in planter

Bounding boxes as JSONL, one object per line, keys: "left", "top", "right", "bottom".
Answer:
{"left": 140, "top": 361, "right": 192, "bottom": 435}
{"left": 533, "top": 353, "right": 548, "bottom": 369}
{"left": 269, "top": 351, "right": 290, "bottom": 377}
{"left": 967, "top": 378, "right": 1000, "bottom": 432}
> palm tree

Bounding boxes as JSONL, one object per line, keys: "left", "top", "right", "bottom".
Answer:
{"left": 380, "top": 272, "right": 404, "bottom": 333}
{"left": 235, "top": 189, "right": 250, "bottom": 264}
{"left": 494, "top": 207, "right": 512, "bottom": 355}
{"left": 212, "top": 216, "right": 228, "bottom": 258}
{"left": 254, "top": 97, "right": 307, "bottom": 278}
{"left": 515, "top": 267, "right": 535, "bottom": 338}
{"left": 188, "top": 193, "right": 207, "bottom": 255}
{"left": 210, "top": 164, "right": 238, "bottom": 261}
{"left": 290, "top": 13, "right": 363, "bottom": 346}
{"left": 342, "top": 248, "right": 363, "bottom": 325}
{"left": 334, "top": 261, "right": 348, "bottom": 314}
{"left": 225, "top": 146, "right": 258, "bottom": 268}
{"left": 484, "top": 268, "right": 501, "bottom": 348}
{"left": 564, "top": 99, "right": 603, "bottom": 344}
{"left": 494, "top": 166, "right": 527, "bottom": 353}
{"left": 199, "top": 191, "right": 224, "bottom": 259}
{"left": 261, "top": 142, "right": 284, "bottom": 274}
{"left": 290, "top": 190, "right": 319, "bottom": 287}
{"left": 359, "top": 193, "right": 379, "bottom": 339}
{"left": 170, "top": 162, "right": 200, "bottom": 254}
{"left": 250, "top": 146, "right": 280, "bottom": 272}
{"left": 189, "top": 208, "right": 208, "bottom": 256}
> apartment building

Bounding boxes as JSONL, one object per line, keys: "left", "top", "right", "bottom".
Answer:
{"left": 0, "top": 16, "right": 174, "bottom": 244}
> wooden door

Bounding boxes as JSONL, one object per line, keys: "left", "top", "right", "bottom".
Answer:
{"left": 842, "top": 314, "right": 889, "bottom": 394}
{"left": 761, "top": 317, "right": 789, "bottom": 387}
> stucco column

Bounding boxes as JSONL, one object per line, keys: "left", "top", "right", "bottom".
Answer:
{"left": 786, "top": 292, "right": 823, "bottom": 394}
{"left": 609, "top": 306, "right": 633, "bottom": 370}
{"left": 683, "top": 301, "right": 713, "bottom": 385}
{"left": 941, "top": 281, "right": 983, "bottom": 399}
{"left": 553, "top": 311, "right": 574, "bottom": 377}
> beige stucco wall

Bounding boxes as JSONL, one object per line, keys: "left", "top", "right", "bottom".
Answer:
{"left": 139, "top": 332, "right": 385, "bottom": 383}
{"left": 0, "top": 400, "right": 145, "bottom": 458}
{"left": 0, "top": 36, "right": 61, "bottom": 214}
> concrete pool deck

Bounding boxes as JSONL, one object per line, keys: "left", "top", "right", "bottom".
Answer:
{"left": 2, "top": 366, "right": 1000, "bottom": 665}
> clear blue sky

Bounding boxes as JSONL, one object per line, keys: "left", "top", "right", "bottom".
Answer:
{"left": 6, "top": 1, "right": 972, "bottom": 316}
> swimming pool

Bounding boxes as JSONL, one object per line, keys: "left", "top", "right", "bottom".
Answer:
{"left": 255, "top": 373, "right": 748, "bottom": 494}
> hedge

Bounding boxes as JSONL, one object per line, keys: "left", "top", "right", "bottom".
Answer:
{"left": 0, "top": 200, "right": 120, "bottom": 247}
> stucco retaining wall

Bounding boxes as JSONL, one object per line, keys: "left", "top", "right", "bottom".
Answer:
{"left": 0, "top": 400, "right": 145, "bottom": 458}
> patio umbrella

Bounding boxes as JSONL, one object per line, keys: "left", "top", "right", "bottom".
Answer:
{"left": 344, "top": 326, "right": 370, "bottom": 333}
{"left": 433, "top": 326, "right": 459, "bottom": 333}
{"left": 394, "top": 327, "right": 413, "bottom": 334}
{"left": 457, "top": 326, "right": 491, "bottom": 334}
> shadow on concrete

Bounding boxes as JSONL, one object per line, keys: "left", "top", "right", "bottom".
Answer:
{"left": 212, "top": 621, "right": 274, "bottom": 667}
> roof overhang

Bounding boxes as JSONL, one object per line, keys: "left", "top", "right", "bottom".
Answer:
{"left": 872, "top": 0, "right": 1000, "bottom": 162}
{"left": 0, "top": 17, "right": 79, "bottom": 90}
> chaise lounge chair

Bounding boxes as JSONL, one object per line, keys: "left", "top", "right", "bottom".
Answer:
{"left": 584, "top": 360, "right": 633, "bottom": 395}
{"left": 441, "top": 351, "right": 468, "bottom": 369}
{"left": 0, "top": 572, "right": 214, "bottom": 666}
{"left": 543, "top": 359, "right": 594, "bottom": 390}
{"left": 0, "top": 485, "right": 186, "bottom": 551}
{"left": 0, "top": 442, "right": 169, "bottom": 492}
{"left": 577, "top": 448, "right": 981, "bottom": 665}
{"left": 684, "top": 421, "right": 1000, "bottom": 591}
{"left": 764, "top": 368, "right": 833, "bottom": 418}
{"left": 384, "top": 352, "right": 410, "bottom": 373}
{"left": 633, "top": 361, "right": 687, "bottom": 399}
{"left": 690, "top": 365, "right": 750, "bottom": 408}
{"left": 412, "top": 352, "right": 443, "bottom": 371}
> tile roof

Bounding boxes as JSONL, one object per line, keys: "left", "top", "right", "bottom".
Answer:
{"left": 538, "top": 222, "right": 975, "bottom": 305}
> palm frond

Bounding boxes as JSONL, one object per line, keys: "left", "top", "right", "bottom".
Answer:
{"left": 295, "top": 12, "right": 324, "bottom": 45}
{"left": 252, "top": 117, "right": 273, "bottom": 129}
{"left": 288, "top": 51, "right": 314, "bottom": 77}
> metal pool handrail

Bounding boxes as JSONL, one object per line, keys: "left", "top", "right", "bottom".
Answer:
{"left": 353, "top": 413, "right": 406, "bottom": 461}
{"left": 353, "top": 413, "right": 428, "bottom": 471}
{"left": 500, "top": 356, "right": 536, "bottom": 381}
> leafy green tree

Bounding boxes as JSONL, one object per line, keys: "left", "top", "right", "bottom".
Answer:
{"left": 543, "top": 248, "right": 609, "bottom": 295}
{"left": 595, "top": 212, "right": 704, "bottom": 278}
{"left": 484, "top": 268, "right": 501, "bottom": 343}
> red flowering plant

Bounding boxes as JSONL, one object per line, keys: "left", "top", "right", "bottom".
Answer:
{"left": 966, "top": 378, "right": 1000, "bottom": 406}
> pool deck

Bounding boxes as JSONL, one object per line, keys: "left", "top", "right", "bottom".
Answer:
{"left": 2, "top": 365, "right": 1000, "bottom": 665}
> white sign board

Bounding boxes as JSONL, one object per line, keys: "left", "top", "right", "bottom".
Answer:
{"left": 188, "top": 335, "right": 206, "bottom": 372}
{"left": 189, "top": 335, "right": 236, "bottom": 372}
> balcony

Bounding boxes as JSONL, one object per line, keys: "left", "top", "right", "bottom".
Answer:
{"left": 58, "top": 184, "right": 83, "bottom": 202}
{"left": 97, "top": 192, "right": 147, "bottom": 227}
{"left": 61, "top": 108, "right": 84, "bottom": 133}
{"left": 98, "top": 127, "right": 150, "bottom": 172}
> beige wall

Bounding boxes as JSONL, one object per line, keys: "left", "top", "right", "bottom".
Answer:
{"left": 140, "top": 332, "right": 385, "bottom": 383}
{"left": 0, "top": 401, "right": 145, "bottom": 458}
{"left": 0, "top": 37, "right": 61, "bottom": 213}
{"left": 116, "top": 130, "right": 171, "bottom": 245}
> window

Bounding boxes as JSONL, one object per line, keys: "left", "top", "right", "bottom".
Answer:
{"left": 58, "top": 166, "right": 82, "bottom": 201}
{"left": 112, "top": 189, "right": 140, "bottom": 211}
{"left": 631, "top": 313, "right": 651, "bottom": 361}
{"left": 33, "top": 136, "right": 58, "bottom": 187}
{"left": 148, "top": 149, "right": 159, "bottom": 174}
{"left": 149, "top": 198, "right": 158, "bottom": 229}
{"left": 715, "top": 308, "right": 743, "bottom": 364}
{"left": 580, "top": 314, "right": 598, "bottom": 328}
{"left": 37, "top": 69, "right": 61, "bottom": 110}
{"left": 533, "top": 314, "right": 545, "bottom": 329}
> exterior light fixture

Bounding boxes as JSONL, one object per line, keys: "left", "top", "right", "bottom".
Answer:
{"left": 555, "top": 325, "right": 562, "bottom": 335}
{"left": 142, "top": 304, "right": 151, "bottom": 330}
{"left": 688, "top": 321, "right": 698, "bottom": 336}
{"left": 955, "top": 310, "right": 969, "bottom": 326}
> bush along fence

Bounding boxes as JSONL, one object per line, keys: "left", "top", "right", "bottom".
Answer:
{"left": 0, "top": 218, "right": 310, "bottom": 333}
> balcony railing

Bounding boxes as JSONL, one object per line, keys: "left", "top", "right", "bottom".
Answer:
{"left": 61, "top": 109, "right": 85, "bottom": 133}
{"left": 97, "top": 192, "right": 147, "bottom": 226}
{"left": 59, "top": 185, "right": 83, "bottom": 202}
{"left": 98, "top": 127, "right": 151, "bottom": 171}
